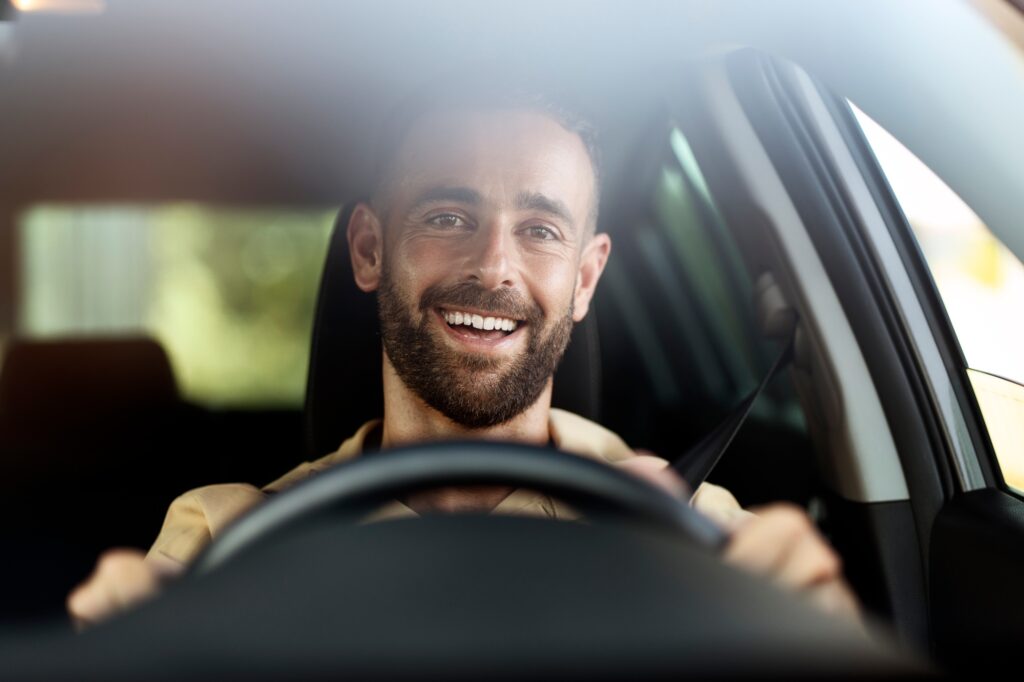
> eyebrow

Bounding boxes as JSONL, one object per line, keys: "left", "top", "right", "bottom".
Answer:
{"left": 407, "top": 186, "right": 576, "bottom": 232}
{"left": 514, "top": 191, "right": 576, "bottom": 232}
{"left": 408, "top": 186, "right": 482, "bottom": 212}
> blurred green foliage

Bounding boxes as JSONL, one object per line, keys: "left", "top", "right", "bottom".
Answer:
{"left": 19, "top": 204, "right": 336, "bottom": 407}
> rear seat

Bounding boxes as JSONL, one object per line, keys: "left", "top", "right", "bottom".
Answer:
{"left": 0, "top": 336, "right": 180, "bottom": 471}
{"left": 0, "top": 337, "right": 202, "bottom": 623}
{"left": 0, "top": 336, "right": 306, "bottom": 623}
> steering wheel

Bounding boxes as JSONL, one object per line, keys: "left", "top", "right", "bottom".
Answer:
{"left": 1, "top": 442, "right": 911, "bottom": 679}
{"left": 193, "top": 441, "right": 728, "bottom": 574}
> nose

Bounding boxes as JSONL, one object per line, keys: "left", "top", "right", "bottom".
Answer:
{"left": 464, "top": 220, "right": 516, "bottom": 289}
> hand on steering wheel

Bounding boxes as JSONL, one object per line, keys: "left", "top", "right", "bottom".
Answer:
{"left": 193, "top": 441, "right": 728, "bottom": 574}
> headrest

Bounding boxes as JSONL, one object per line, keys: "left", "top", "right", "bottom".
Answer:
{"left": 0, "top": 336, "right": 179, "bottom": 443}
{"left": 303, "top": 205, "right": 602, "bottom": 458}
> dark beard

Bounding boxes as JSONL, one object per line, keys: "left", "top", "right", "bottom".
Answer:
{"left": 377, "top": 267, "right": 574, "bottom": 428}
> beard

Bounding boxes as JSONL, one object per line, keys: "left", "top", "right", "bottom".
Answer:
{"left": 377, "top": 264, "right": 574, "bottom": 429}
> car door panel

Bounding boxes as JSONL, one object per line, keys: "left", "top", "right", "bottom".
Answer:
{"left": 693, "top": 49, "right": 1024, "bottom": 668}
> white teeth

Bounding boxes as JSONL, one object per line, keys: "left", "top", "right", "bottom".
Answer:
{"left": 443, "top": 309, "right": 519, "bottom": 332}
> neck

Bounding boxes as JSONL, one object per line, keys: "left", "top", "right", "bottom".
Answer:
{"left": 379, "top": 352, "right": 552, "bottom": 514}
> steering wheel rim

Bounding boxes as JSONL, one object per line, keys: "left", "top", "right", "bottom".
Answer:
{"left": 192, "top": 441, "right": 728, "bottom": 574}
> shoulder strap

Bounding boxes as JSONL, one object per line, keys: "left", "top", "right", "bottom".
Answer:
{"left": 670, "top": 321, "right": 797, "bottom": 491}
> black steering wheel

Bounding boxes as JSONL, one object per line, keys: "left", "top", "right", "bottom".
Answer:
{"left": 193, "top": 441, "right": 728, "bottom": 574}
{"left": 0, "top": 442, "right": 913, "bottom": 679}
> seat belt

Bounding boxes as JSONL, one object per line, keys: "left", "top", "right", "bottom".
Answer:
{"left": 670, "top": 318, "right": 797, "bottom": 492}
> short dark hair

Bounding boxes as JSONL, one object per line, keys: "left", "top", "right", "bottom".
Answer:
{"left": 371, "top": 85, "right": 602, "bottom": 234}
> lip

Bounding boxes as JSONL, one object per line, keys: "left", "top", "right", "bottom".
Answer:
{"left": 434, "top": 308, "right": 526, "bottom": 353}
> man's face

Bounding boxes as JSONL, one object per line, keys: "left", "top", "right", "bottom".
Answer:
{"left": 362, "top": 107, "right": 604, "bottom": 428}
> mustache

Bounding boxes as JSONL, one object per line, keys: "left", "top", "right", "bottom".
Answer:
{"left": 419, "top": 281, "right": 542, "bottom": 323}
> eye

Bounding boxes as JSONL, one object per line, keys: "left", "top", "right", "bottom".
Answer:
{"left": 427, "top": 213, "right": 468, "bottom": 229}
{"left": 524, "top": 225, "right": 559, "bottom": 241}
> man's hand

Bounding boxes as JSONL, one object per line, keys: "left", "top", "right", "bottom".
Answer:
{"left": 622, "top": 455, "right": 860, "bottom": 622}
{"left": 69, "top": 460, "right": 858, "bottom": 628}
{"left": 720, "top": 501, "right": 864, "bottom": 618}
{"left": 724, "top": 504, "right": 861, "bottom": 620}
{"left": 66, "top": 549, "right": 183, "bottom": 630}
{"left": 617, "top": 454, "right": 690, "bottom": 497}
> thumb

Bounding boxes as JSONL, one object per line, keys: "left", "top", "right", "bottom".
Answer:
{"left": 618, "top": 452, "right": 690, "bottom": 499}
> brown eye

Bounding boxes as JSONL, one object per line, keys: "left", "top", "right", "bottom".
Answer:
{"left": 526, "top": 225, "right": 557, "bottom": 241}
{"left": 428, "top": 214, "right": 466, "bottom": 228}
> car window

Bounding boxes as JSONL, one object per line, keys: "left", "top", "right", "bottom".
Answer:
{"left": 16, "top": 204, "right": 336, "bottom": 407}
{"left": 852, "top": 105, "right": 1024, "bottom": 493}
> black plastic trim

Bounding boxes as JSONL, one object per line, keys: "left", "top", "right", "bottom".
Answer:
{"left": 930, "top": 488, "right": 1024, "bottom": 670}
{"left": 823, "top": 496, "right": 929, "bottom": 650}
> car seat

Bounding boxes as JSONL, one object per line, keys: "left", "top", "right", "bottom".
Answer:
{"left": 0, "top": 336, "right": 195, "bottom": 621}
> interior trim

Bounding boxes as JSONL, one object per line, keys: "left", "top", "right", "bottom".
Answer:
{"left": 790, "top": 73, "right": 987, "bottom": 493}
{"left": 684, "top": 57, "right": 909, "bottom": 504}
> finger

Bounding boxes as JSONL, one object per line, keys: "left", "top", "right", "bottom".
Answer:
{"left": 107, "top": 556, "right": 161, "bottom": 611}
{"left": 67, "top": 580, "right": 105, "bottom": 630}
{"left": 68, "top": 572, "right": 129, "bottom": 631}
{"left": 93, "top": 550, "right": 154, "bottom": 613}
{"left": 723, "top": 504, "right": 809, "bottom": 576}
{"left": 143, "top": 551, "right": 186, "bottom": 581}
{"left": 774, "top": 530, "right": 842, "bottom": 590}
{"left": 806, "top": 580, "right": 863, "bottom": 623}
{"left": 619, "top": 454, "right": 689, "bottom": 498}
{"left": 698, "top": 506, "right": 756, "bottom": 533}
{"left": 67, "top": 555, "right": 125, "bottom": 625}
{"left": 67, "top": 549, "right": 159, "bottom": 629}
{"left": 690, "top": 483, "right": 751, "bottom": 531}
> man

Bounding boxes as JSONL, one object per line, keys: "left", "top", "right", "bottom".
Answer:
{"left": 68, "top": 92, "right": 859, "bottom": 627}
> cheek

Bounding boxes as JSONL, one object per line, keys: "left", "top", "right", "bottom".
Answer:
{"left": 394, "top": 235, "right": 462, "bottom": 278}
{"left": 389, "top": 242, "right": 451, "bottom": 298}
{"left": 523, "top": 258, "right": 579, "bottom": 315}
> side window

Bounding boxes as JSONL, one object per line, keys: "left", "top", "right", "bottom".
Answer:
{"left": 853, "top": 106, "right": 1024, "bottom": 493}
{"left": 597, "top": 124, "right": 810, "bottom": 506}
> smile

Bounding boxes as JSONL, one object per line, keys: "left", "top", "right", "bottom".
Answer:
{"left": 435, "top": 307, "right": 526, "bottom": 349}
{"left": 441, "top": 308, "right": 520, "bottom": 332}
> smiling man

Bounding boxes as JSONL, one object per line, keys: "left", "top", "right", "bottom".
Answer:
{"left": 67, "top": 92, "right": 860, "bottom": 626}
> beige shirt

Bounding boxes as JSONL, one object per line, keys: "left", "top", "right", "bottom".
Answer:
{"left": 146, "top": 408, "right": 747, "bottom": 566}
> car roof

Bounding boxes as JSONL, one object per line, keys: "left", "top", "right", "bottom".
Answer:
{"left": 2, "top": 0, "right": 1022, "bottom": 257}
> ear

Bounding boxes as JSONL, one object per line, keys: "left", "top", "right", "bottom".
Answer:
{"left": 347, "top": 202, "right": 384, "bottom": 293}
{"left": 572, "top": 232, "right": 611, "bottom": 322}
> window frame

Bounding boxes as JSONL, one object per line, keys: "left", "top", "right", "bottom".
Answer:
{"left": 829, "top": 94, "right": 1014, "bottom": 499}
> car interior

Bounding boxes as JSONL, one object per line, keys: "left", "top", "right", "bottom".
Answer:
{"left": 2, "top": 0, "right": 1024, "bottom": 675}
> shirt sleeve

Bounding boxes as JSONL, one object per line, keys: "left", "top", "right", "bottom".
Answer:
{"left": 145, "top": 483, "right": 267, "bottom": 566}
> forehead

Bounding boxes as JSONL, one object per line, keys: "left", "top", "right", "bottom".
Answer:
{"left": 390, "top": 107, "right": 596, "bottom": 220}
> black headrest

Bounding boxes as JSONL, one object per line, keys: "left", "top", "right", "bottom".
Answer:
{"left": 303, "top": 205, "right": 602, "bottom": 458}
{"left": 0, "top": 336, "right": 178, "bottom": 435}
